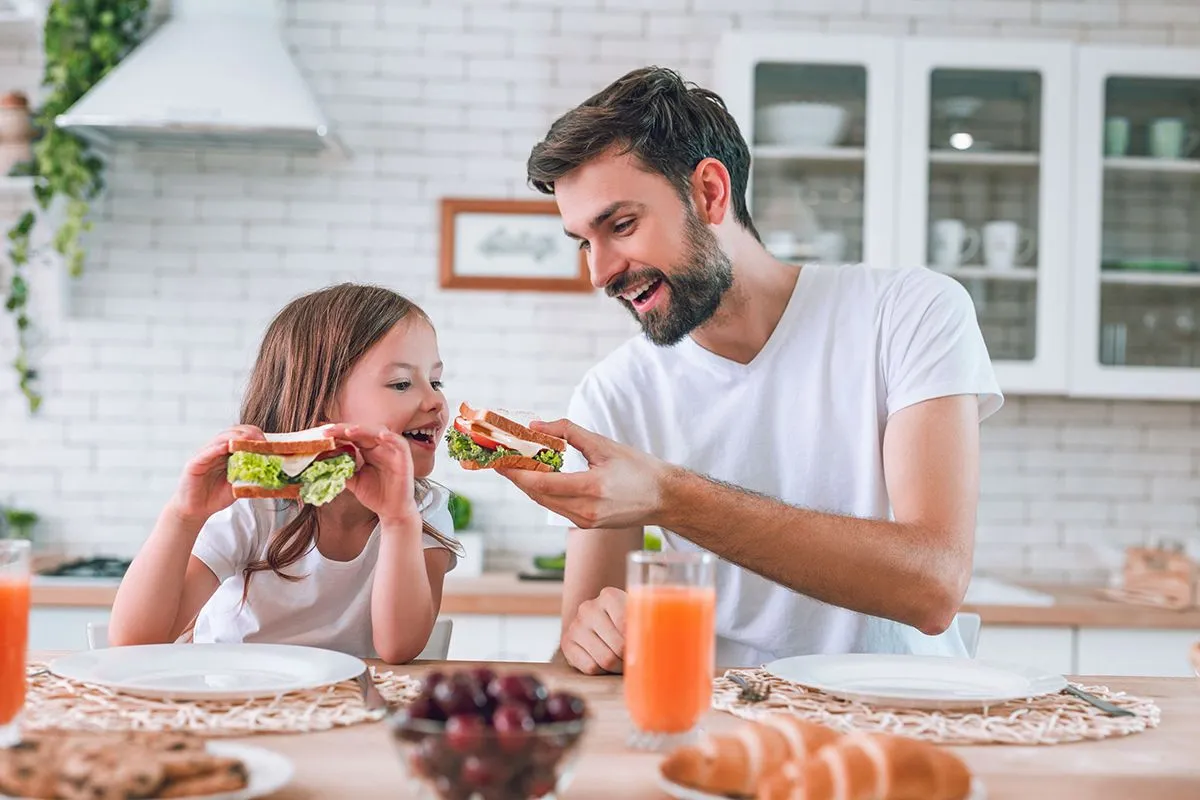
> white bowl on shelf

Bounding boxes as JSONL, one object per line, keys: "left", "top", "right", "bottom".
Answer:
{"left": 755, "top": 102, "right": 849, "bottom": 147}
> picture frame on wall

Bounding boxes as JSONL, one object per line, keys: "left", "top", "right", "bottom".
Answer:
{"left": 438, "top": 197, "right": 592, "bottom": 292}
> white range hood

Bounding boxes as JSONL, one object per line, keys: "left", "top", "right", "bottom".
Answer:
{"left": 55, "top": 0, "right": 338, "bottom": 153}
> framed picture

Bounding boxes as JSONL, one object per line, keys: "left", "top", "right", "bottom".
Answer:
{"left": 439, "top": 198, "right": 592, "bottom": 292}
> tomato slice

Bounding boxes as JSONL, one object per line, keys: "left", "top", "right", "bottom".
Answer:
{"left": 453, "top": 417, "right": 499, "bottom": 450}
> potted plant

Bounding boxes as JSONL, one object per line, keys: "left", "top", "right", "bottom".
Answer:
{"left": 3, "top": 507, "right": 38, "bottom": 540}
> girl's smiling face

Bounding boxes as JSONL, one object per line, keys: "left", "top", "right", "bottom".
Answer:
{"left": 330, "top": 317, "right": 447, "bottom": 478}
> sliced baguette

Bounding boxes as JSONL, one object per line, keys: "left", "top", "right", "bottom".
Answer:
{"left": 458, "top": 454, "right": 554, "bottom": 473}
{"left": 227, "top": 438, "right": 336, "bottom": 456}
{"left": 231, "top": 484, "right": 301, "bottom": 500}
{"left": 458, "top": 403, "right": 565, "bottom": 453}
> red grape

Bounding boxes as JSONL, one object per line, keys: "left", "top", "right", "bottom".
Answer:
{"left": 460, "top": 755, "right": 501, "bottom": 789}
{"left": 434, "top": 674, "right": 489, "bottom": 718}
{"left": 544, "top": 692, "right": 585, "bottom": 723}
{"left": 445, "top": 714, "right": 486, "bottom": 754}
{"left": 492, "top": 703, "right": 535, "bottom": 754}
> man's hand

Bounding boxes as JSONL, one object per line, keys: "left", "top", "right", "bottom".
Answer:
{"left": 561, "top": 587, "right": 627, "bottom": 675}
{"left": 496, "top": 419, "right": 672, "bottom": 529}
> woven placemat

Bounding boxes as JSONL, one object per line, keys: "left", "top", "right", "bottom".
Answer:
{"left": 712, "top": 668, "right": 1160, "bottom": 746}
{"left": 23, "top": 662, "right": 421, "bottom": 737}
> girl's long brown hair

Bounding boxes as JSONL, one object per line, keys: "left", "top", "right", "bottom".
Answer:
{"left": 238, "top": 283, "right": 462, "bottom": 599}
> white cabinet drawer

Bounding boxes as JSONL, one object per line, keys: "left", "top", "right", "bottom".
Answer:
{"left": 975, "top": 625, "right": 1075, "bottom": 676}
{"left": 500, "top": 616, "right": 561, "bottom": 663}
{"left": 30, "top": 608, "right": 111, "bottom": 652}
{"left": 443, "top": 614, "right": 504, "bottom": 662}
{"left": 1075, "top": 628, "right": 1200, "bottom": 677}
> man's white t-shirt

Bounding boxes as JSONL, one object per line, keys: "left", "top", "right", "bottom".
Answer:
{"left": 191, "top": 485, "right": 458, "bottom": 659}
{"left": 554, "top": 263, "right": 1004, "bottom": 668}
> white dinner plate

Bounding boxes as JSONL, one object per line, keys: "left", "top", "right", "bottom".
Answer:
{"left": 1, "top": 741, "right": 293, "bottom": 800}
{"left": 658, "top": 774, "right": 987, "bottom": 800}
{"left": 763, "top": 653, "right": 1067, "bottom": 711}
{"left": 49, "top": 643, "right": 366, "bottom": 701}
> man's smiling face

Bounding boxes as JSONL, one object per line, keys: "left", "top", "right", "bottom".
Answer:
{"left": 555, "top": 149, "right": 733, "bottom": 347}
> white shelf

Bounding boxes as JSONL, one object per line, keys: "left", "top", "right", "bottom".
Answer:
{"left": 932, "top": 265, "right": 1039, "bottom": 281}
{"left": 1100, "top": 270, "right": 1200, "bottom": 287}
{"left": 929, "top": 151, "right": 1040, "bottom": 167}
{"left": 1103, "top": 157, "right": 1200, "bottom": 175}
{"left": 753, "top": 145, "right": 865, "bottom": 163}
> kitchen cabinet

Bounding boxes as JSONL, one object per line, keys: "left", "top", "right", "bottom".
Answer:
{"left": 1071, "top": 46, "right": 1200, "bottom": 400}
{"left": 1075, "top": 627, "right": 1200, "bottom": 677}
{"left": 716, "top": 34, "right": 1200, "bottom": 401}
{"left": 30, "top": 607, "right": 111, "bottom": 652}
{"left": 973, "top": 625, "right": 1074, "bottom": 676}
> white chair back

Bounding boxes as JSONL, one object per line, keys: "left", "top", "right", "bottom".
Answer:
{"left": 418, "top": 618, "right": 453, "bottom": 660}
{"left": 87, "top": 621, "right": 108, "bottom": 650}
{"left": 956, "top": 611, "right": 981, "bottom": 658}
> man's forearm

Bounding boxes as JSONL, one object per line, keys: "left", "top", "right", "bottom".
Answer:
{"left": 655, "top": 468, "right": 970, "bottom": 635}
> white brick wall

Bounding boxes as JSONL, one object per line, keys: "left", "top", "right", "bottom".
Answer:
{"left": 1, "top": 0, "right": 1199, "bottom": 583}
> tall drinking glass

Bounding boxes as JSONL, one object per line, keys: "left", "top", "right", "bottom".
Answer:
{"left": 0, "top": 539, "right": 30, "bottom": 748}
{"left": 624, "top": 550, "right": 715, "bottom": 751}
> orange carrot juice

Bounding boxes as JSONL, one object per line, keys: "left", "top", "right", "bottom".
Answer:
{"left": 624, "top": 584, "right": 716, "bottom": 734}
{"left": 0, "top": 576, "right": 29, "bottom": 727}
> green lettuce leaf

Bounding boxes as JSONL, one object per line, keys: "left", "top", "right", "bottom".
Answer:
{"left": 534, "top": 448, "right": 563, "bottom": 471}
{"left": 298, "top": 453, "right": 357, "bottom": 506}
{"left": 444, "top": 429, "right": 517, "bottom": 465}
{"left": 226, "top": 451, "right": 290, "bottom": 489}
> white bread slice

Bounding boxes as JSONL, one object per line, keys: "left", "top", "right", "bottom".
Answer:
{"left": 228, "top": 424, "right": 338, "bottom": 456}
{"left": 458, "top": 403, "right": 565, "bottom": 453}
{"left": 458, "top": 454, "right": 554, "bottom": 473}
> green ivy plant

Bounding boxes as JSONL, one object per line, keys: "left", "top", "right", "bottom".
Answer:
{"left": 5, "top": 0, "right": 149, "bottom": 413}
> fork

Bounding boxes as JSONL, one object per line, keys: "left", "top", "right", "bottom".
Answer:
{"left": 355, "top": 668, "right": 389, "bottom": 713}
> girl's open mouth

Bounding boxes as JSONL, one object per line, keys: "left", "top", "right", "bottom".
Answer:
{"left": 402, "top": 428, "right": 438, "bottom": 449}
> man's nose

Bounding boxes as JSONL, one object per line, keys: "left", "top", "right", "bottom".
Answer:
{"left": 588, "top": 243, "right": 625, "bottom": 292}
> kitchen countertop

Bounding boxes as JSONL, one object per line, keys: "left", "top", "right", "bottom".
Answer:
{"left": 31, "top": 572, "right": 1200, "bottom": 629}
{"left": 27, "top": 653, "right": 1198, "bottom": 799}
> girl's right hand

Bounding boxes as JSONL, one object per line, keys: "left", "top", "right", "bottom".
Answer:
{"left": 167, "top": 425, "right": 265, "bottom": 526}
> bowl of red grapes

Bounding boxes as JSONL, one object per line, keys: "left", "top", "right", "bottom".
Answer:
{"left": 388, "top": 667, "right": 589, "bottom": 800}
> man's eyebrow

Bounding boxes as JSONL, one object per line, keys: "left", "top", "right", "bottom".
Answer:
{"left": 562, "top": 201, "right": 645, "bottom": 240}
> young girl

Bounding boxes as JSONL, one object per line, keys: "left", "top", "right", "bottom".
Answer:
{"left": 108, "top": 284, "right": 463, "bottom": 663}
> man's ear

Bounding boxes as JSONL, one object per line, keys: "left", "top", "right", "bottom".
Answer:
{"left": 691, "top": 157, "right": 732, "bottom": 227}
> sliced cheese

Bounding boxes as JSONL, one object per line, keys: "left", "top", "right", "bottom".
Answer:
{"left": 471, "top": 420, "right": 551, "bottom": 459}
{"left": 279, "top": 452, "right": 321, "bottom": 477}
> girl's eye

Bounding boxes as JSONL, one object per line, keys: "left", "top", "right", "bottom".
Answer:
{"left": 389, "top": 381, "right": 411, "bottom": 392}
{"left": 431, "top": 380, "right": 444, "bottom": 391}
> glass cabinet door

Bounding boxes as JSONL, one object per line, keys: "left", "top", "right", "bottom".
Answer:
{"left": 1073, "top": 47, "right": 1200, "bottom": 400}
{"left": 716, "top": 33, "right": 899, "bottom": 271}
{"left": 898, "top": 40, "right": 1073, "bottom": 395}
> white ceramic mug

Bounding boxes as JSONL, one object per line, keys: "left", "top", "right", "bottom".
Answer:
{"left": 1148, "top": 118, "right": 1200, "bottom": 159}
{"left": 931, "top": 219, "right": 979, "bottom": 269}
{"left": 983, "top": 221, "right": 1035, "bottom": 270}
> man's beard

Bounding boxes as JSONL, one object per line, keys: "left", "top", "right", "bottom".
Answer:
{"left": 607, "top": 213, "right": 734, "bottom": 347}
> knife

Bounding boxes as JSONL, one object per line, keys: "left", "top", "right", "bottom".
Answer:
{"left": 1063, "top": 684, "right": 1135, "bottom": 717}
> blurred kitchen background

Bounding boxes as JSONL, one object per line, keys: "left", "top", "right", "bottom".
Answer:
{"left": 2, "top": 0, "right": 1200, "bottom": 596}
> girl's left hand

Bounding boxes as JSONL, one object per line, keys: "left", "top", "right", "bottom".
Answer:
{"left": 324, "top": 425, "right": 419, "bottom": 526}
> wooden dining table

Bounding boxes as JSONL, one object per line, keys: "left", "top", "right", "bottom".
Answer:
{"left": 25, "top": 654, "right": 1200, "bottom": 799}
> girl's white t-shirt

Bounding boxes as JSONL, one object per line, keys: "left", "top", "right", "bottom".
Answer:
{"left": 190, "top": 486, "right": 458, "bottom": 658}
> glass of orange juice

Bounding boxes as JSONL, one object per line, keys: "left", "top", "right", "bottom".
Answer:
{"left": 0, "top": 539, "right": 30, "bottom": 748}
{"left": 624, "top": 549, "right": 715, "bottom": 751}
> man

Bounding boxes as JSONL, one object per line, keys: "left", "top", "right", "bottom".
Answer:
{"left": 500, "top": 66, "right": 1003, "bottom": 674}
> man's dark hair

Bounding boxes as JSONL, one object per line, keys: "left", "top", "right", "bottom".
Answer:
{"left": 526, "top": 66, "right": 759, "bottom": 241}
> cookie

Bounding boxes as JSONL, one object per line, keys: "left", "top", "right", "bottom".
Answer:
{"left": 0, "top": 737, "right": 63, "bottom": 799}
{"left": 57, "top": 740, "right": 166, "bottom": 800}
{"left": 158, "top": 751, "right": 235, "bottom": 781}
{"left": 158, "top": 760, "right": 249, "bottom": 798}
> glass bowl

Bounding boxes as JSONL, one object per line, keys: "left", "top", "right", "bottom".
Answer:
{"left": 386, "top": 668, "right": 589, "bottom": 800}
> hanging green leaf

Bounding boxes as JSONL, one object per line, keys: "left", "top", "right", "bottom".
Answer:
{"left": 4, "top": 0, "right": 149, "bottom": 413}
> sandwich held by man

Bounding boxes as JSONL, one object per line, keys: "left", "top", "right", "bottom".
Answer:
{"left": 445, "top": 403, "right": 565, "bottom": 473}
